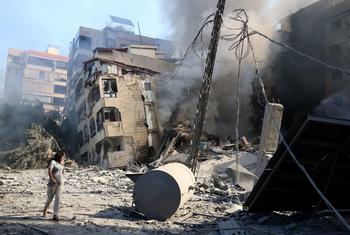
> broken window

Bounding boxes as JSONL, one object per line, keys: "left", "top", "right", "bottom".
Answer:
{"left": 79, "top": 36, "right": 92, "bottom": 49}
{"left": 144, "top": 82, "right": 152, "bottom": 91}
{"left": 55, "top": 61, "right": 67, "bottom": 70}
{"left": 332, "top": 70, "right": 342, "bottom": 81}
{"left": 53, "top": 97, "right": 65, "bottom": 106}
{"left": 75, "top": 79, "right": 84, "bottom": 101}
{"left": 77, "top": 101, "right": 86, "bottom": 122}
{"left": 330, "top": 44, "right": 342, "bottom": 57}
{"left": 92, "top": 86, "right": 100, "bottom": 101}
{"left": 78, "top": 131, "right": 84, "bottom": 146}
{"left": 331, "top": 19, "right": 342, "bottom": 31}
{"left": 104, "top": 107, "right": 121, "bottom": 122}
{"left": 80, "top": 152, "right": 88, "bottom": 161}
{"left": 103, "top": 79, "right": 117, "bottom": 97}
{"left": 96, "top": 109, "right": 104, "bottom": 131}
{"left": 90, "top": 118, "right": 96, "bottom": 137}
{"left": 83, "top": 125, "right": 89, "bottom": 143}
{"left": 28, "top": 56, "right": 54, "bottom": 68}
{"left": 54, "top": 85, "right": 66, "bottom": 94}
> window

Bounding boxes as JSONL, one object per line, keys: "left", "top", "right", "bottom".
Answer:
{"left": 53, "top": 97, "right": 65, "bottom": 106}
{"left": 28, "top": 56, "right": 54, "bottom": 68}
{"left": 96, "top": 109, "right": 104, "bottom": 131}
{"left": 333, "top": 95, "right": 343, "bottom": 106}
{"left": 330, "top": 44, "right": 342, "bottom": 57}
{"left": 104, "top": 107, "right": 121, "bottom": 122}
{"left": 92, "top": 86, "right": 100, "bottom": 101}
{"left": 106, "top": 39, "right": 116, "bottom": 48}
{"left": 144, "top": 82, "right": 152, "bottom": 91}
{"left": 83, "top": 125, "right": 89, "bottom": 143}
{"left": 331, "top": 19, "right": 341, "bottom": 31}
{"left": 54, "top": 85, "right": 66, "bottom": 94}
{"left": 90, "top": 118, "right": 96, "bottom": 137}
{"left": 79, "top": 36, "right": 92, "bottom": 49}
{"left": 56, "top": 61, "right": 67, "bottom": 69}
{"left": 103, "top": 79, "right": 117, "bottom": 97}
{"left": 39, "top": 71, "right": 46, "bottom": 80}
{"left": 332, "top": 70, "right": 342, "bottom": 81}
{"left": 78, "top": 131, "right": 84, "bottom": 146}
{"left": 77, "top": 101, "right": 86, "bottom": 121}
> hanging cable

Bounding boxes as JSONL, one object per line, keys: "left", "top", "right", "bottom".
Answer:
{"left": 222, "top": 8, "right": 350, "bottom": 231}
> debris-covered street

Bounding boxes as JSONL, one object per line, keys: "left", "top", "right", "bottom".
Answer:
{"left": 2, "top": 0, "right": 350, "bottom": 234}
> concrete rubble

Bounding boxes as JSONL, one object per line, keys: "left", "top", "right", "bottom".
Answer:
{"left": 0, "top": 158, "right": 347, "bottom": 235}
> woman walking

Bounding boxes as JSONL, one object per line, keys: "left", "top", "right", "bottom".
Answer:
{"left": 43, "top": 150, "right": 65, "bottom": 221}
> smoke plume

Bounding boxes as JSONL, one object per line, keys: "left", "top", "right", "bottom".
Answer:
{"left": 157, "top": 0, "right": 318, "bottom": 137}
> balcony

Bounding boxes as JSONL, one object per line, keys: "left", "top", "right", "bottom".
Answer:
{"left": 103, "top": 121, "right": 123, "bottom": 137}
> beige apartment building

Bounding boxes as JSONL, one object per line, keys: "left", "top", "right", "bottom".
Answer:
{"left": 74, "top": 46, "right": 174, "bottom": 168}
{"left": 4, "top": 46, "right": 68, "bottom": 112}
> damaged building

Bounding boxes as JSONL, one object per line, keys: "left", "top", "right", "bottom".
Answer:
{"left": 73, "top": 46, "right": 175, "bottom": 168}
{"left": 65, "top": 16, "right": 174, "bottom": 114}
{"left": 263, "top": 0, "right": 350, "bottom": 125}
{"left": 4, "top": 46, "right": 68, "bottom": 112}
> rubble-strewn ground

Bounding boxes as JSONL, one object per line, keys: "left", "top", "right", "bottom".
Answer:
{"left": 0, "top": 165, "right": 348, "bottom": 235}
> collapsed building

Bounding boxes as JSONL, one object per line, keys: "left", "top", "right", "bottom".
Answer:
{"left": 73, "top": 46, "right": 175, "bottom": 168}
{"left": 262, "top": 0, "right": 350, "bottom": 126}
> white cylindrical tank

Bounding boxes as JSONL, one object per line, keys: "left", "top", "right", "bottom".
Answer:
{"left": 133, "top": 163, "right": 195, "bottom": 220}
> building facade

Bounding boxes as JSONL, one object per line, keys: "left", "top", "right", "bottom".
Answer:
{"left": 66, "top": 16, "right": 174, "bottom": 113}
{"left": 74, "top": 46, "right": 174, "bottom": 168}
{"left": 263, "top": 0, "right": 350, "bottom": 125}
{"left": 4, "top": 47, "right": 68, "bottom": 112}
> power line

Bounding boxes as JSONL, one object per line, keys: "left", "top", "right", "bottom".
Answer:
{"left": 222, "top": 8, "right": 350, "bottom": 232}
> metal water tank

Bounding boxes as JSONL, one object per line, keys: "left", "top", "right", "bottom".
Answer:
{"left": 133, "top": 163, "right": 195, "bottom": 220}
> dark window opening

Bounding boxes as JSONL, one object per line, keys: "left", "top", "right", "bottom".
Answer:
{"left": 77, "top": 101, "right": 86, "bottom": 121}
{"left": 104, "top": 107, "right": 121, "bottom": 122}
{"left": 78, "top": 131, "right": 84, "bottom": 146}
{"left": 330, "top": 44, "right": 342, "bottom": 57}
{"left": 80, "top": 152, "right": 88, "bottom": 160}
{"left": 96, "top": 109, "right": 104, "bottom": 131}
{"left": 332, "top": 70, "right": 342, "bottom": 81}
{"left": 83, "top": 125, "right": 89, "bottom": 143}
{"left": 79, "top": 36, "right": 92, "bottom": 49}
{"left": 56, "top": 61, "right": 67, "bottom": 69}
{"left": 54, "top": 85, "right": 66, "bottom": 94}
{"left": 103, "top": 79, "right": 117, "bottom": 97}
{"left": 90, "top": 118, "right": 96, "bottom": 137}
{"left": 332, "top": 19, "right": 342, "bottom": 31}
{"left": 39, "top": 71, "right": 46, "bottom": 80}
{"left": 144, "top": 82, "right": 152, "bottom": 91}
{"left": 28, "top": 56, "right": 54, "bottom": 68}
{"left": 53, "top": 97, "right": 65, "bottom": 106}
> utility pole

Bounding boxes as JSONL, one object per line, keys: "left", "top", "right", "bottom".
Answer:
{"left": 188, "top": 0, "right": 226, "bottom": 172}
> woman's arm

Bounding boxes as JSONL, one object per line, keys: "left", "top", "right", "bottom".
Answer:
{"left": 48, "top": 162, "right": 57, "bottom": 184}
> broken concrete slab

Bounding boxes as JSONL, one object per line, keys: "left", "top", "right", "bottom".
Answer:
{"left": 245, "top": 115, "right": 350, "bottom": 212}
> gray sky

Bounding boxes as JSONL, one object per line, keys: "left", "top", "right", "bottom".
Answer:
{"left": 0, "top": 0, "right": 171, "bottom": 96}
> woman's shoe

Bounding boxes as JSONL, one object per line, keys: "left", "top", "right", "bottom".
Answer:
{"left": 52, "top": 215, "right": 59, "bottom": 222}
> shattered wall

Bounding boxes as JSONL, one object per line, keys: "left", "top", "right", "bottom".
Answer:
{"left": 157, "top": 0, "right": 318, "bottom": 137}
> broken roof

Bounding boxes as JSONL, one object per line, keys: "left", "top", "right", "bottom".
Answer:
{"left": 89, "top": 48, "right": 176, "bottom": 74}
{"left": 244, "top": 115, "right": 350, "bottom": 212}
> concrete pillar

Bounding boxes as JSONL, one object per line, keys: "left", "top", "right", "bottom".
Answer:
{"left": 256, "top": 103, "right": 284, "bottom": 178}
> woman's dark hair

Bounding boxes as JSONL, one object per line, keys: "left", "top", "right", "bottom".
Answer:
{"left": 54, "top": 150, "right": 65, "bottom": 162}
{"left": 48, "top": 150, "right": 65, "bottom": 165}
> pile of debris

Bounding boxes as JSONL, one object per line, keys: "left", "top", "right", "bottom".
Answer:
{"left": 0, "top": 125, "right": 61, "bottom": 169}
